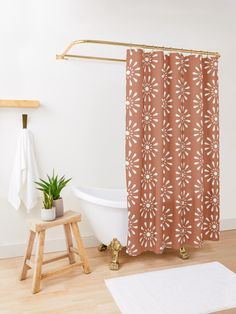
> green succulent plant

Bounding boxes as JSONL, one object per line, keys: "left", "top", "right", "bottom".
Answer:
{"left": 35, "top": 170, "right": 72, "bottom": 200}
{"left": 43, "top": 192, "right": 53, "bottom": 209}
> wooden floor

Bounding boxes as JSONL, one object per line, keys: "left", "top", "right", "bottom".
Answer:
{"left": 0, "top": 230, "right": 236, "bottom": 314}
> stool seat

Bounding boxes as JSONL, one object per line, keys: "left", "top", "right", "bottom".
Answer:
{"left": 20, "top": 210, "right": 90, "bottom": 293}
{"left": 28, "top": 210, "right": 81, "bottom": 232}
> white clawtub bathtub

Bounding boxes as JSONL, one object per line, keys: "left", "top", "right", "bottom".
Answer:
{"left": 72, "top": 186, "right": 128, "bottom": 247}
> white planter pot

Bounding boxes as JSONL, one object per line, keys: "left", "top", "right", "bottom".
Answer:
{"left": 53, "top": 198, "right": 64, "bottom": 218}
{"left": 41, "top": 207, "right": 56, "bottom": 221}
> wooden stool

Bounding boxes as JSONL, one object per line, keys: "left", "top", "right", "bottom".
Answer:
{"left": 19, "top": 210, "right": 91, "bottom": 293}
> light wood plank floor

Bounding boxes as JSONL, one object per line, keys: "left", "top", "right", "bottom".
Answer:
{"left": 0, "top": 230, "right": 235, "bottom": 314}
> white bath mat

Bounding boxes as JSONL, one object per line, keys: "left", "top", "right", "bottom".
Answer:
{"left": 105, "top": 262, "right": 236, "bottom": 314}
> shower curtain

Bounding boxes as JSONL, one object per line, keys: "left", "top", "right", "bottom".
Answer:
{"left": 125, "top": 49, "right": 219, "bottom": 256}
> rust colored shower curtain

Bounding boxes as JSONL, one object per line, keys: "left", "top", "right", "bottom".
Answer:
{"left": 125, "top": 49, "right": 219, "bottom": 256}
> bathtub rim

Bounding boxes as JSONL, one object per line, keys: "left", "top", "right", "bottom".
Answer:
{"left": 72, "top": 186, "right": 128, "bottom": 209}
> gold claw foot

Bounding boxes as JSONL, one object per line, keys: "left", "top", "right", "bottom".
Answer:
{"left": 98, "top": 243, "right": 108, "bottom": 252}
{"left": 179, "top": 247, "right": 190, "bottom": 260}
{"left": 108, "top": 238, "right": 122, "bottom": 270}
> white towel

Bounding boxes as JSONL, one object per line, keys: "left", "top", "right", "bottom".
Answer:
{"left": 8, "top": 129, "right": 39, "bottom": 213}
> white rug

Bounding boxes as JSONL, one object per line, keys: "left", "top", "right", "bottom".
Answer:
{"left": 105, "top": 262, "right": 236, "bottom": 314}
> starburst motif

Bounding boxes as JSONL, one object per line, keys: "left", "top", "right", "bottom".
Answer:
{"left": 140, "top": 193, "right": 158, "bottom": 219}
{"left": 175, "top": 106, "right": 191, "bottom": 130}
{"left": 194, "top": 235, "right": 203, "bottom": 247}
{"left": 161, "top": 92, "right": 173, "bottom": 116}
{"left": 204, "top": 161, "right": 219, "bottom": 185}
{"left": 175, "top": 134, "right": 191, "bottom": 159}
{"left": 126, "top": 90, "right": 140, "bottom": 117}
{"left": 127, "top": 181, "right": 139, "bottom": 207}
{"left": 126, "top": 58, "right": 141, "bottom": 86}
{"left": 128, "top": 212, "right": 138, "bottom": 237}
{"left": 194, "top": 149, "right": 204, "bottom": 173}
{"left": 194, "top": 207, "right": 204, "bottom": 228}
{"left": 193, "top": 93, "right": 203, "bottom": 116}
{"left": 126, "top": 240, "right": 138, "bottom": 256}
{"left": 204, "top": 80, "right": 218, "bottom": 104}
{"left": 142, "top": 134, "right": 158, "bottom": 161}
{"left": 204, "top": 107, "right": 219, "bottom": 132}
{"left": 142, "top": 105, "right": 158, "bottom": 131}
{"left": 126, "top": 121, "right": 140, "bottom": 148}
{"left": 203, "top": 214, "right": 219, "bottom": 240}
{"left": 204, "top": 58, "right": 218, "bottom": 76}
{"left": 175, "top": 54, "right": 189, "bottom": 73}
{"left": 160, "top": 178, "right": 173, "bottom": 202}
{"left": 175, "top": 218, "right": 192, "bottom": 244}
{"left": 176, "top": 162, "right": 192, "bottom": 187}
{"left": 205, "top": 188, "right": 219, "bottom": 212}
{"left": 126, "top": 151, "right": 140, "bottom": 178}
{"left": 141, "top": 164, "right": 158, "bottom": 190}
{"left": 160, "top": 234, "right": 173, "bottom": 251}
{"left": 193, "top": 64, "right": 203, "bottom": 88}
{"left": 140, "top": 222, "right": 158, "bottom": 248}
{"left": 161, "top": 149, "right": 173, "bottom": 174}
{"left": 205, "top": 134, "right": 219, "bottom": 158}
{"left": 194, "top": 178, "right": 204, "bottom": 201}
{"left": 142, "top": 76, "right": 159, "bottom": 102}
{"left": 176, "top": 191, "right": 192, "bottom": 216}
{"left": 142, "top": 52, "right": 159, "bottom": 73}
{"left": 160, "top": 206, "right": 173, "bottom": 231}
{"left": 193, "top": 121, "right": 204, "bottom": 144}
{"left": 162, "top": 63, "right": 173, "bottom": 88}
{"left": 176, "top": 78, "right": 190, "bottom": 102}
{"left": 161, "top": 120, "right": 173, "bottom": 145}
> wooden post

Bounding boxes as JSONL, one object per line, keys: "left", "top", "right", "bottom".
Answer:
{"left": 71, "top": 222, "right": 91, "bottom": 274}
{"left": 63, "top": 224, "right": 76, "bottom": 264}
{"left": 19, "top": 230, "right": 36, "bottom": 280}
{"left": 32, "top": 231, "right": 45, "bottom": 293}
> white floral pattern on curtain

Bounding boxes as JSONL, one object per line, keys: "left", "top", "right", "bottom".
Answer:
{"left": 126, "top": 49, "right": 219, "bottom": 256}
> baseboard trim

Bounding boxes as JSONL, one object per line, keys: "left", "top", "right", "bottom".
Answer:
{"left": 1, "top": 218, "right": 235, "bottom": 259}
{"left": 220, "top": 218, "right": 236, "bottom": 231}
{"left": 0, "top": 235, "right": 99, "bottom": 259}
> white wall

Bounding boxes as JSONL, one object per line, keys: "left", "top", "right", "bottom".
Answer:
{"left": 0, "top": 0, "right": 236, "bottom": 258}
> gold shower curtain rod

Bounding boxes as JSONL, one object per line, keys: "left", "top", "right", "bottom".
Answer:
{"left": 56, "top": 39, "right": 220, "bottom": 62}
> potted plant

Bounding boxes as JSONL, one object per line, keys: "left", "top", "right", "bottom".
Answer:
{"left": 41, "top": 192, "right": 56, "bottom": 221}
{"left": 35, "top": 171, "right": 71, "bottom": 218}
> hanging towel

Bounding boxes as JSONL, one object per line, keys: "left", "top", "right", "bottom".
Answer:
{"left": 8, "top": 129, "right": 39, "bottom": 212}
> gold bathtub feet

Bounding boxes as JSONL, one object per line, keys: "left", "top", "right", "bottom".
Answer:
{"left": 98, "top": 243, "right": 108, "bottom": 252}
{"left": 179, "top": 247, "right": 190, "bottom": 260}
{"left": 109, "top": 238, "right": 122, "bottom": 270}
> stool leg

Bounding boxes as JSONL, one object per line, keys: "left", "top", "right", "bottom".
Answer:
{"left": 71, "top": 222, "right": 91, "bottom": 274}
{"left": 64, "top": 223, "right": 76, "bottom": 264}
{"left": 19, "top": 230, "right": 36, "bottom": 280}
{"left": 32, "top": 230, "right": 45, "bottom": 294}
